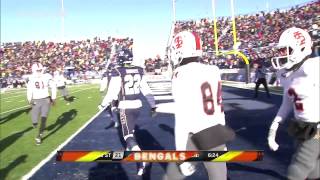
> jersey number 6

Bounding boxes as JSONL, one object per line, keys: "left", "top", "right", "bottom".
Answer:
{"left": 201, "top": 81, "right": 223, "bottom": 115}
{"left": 124, "top": 74, "right": 141, "bottom": 95}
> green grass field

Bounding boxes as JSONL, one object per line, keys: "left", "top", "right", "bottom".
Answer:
{"left": 0, "top": 84, "right": 102, "bottom": 180}
{"left": 0, "top": 80, "right": 283, "bottom": 180}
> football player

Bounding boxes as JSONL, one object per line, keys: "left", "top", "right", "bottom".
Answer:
{"left": 53, "top": 69, "right": 70, "bottom": 103}
{"left": 165, "top": 31, "right": 234, "bottom": 180}
{"left": 27, "top": 62, "right": 57, "bottom": 145}
{"left": 268, "top": 27, "right": 320, "bottom": 180}
{"left": 99, "top": 48, "right": 157, "bottom": 175}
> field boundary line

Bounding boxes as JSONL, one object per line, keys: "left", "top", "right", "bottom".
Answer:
{"left": 222, "top": 80, "right": 282, "bottom": 96}
{"left": 21, "top": 107, "right": 105, "bottom": 180}
{"left": 1, "top": 84, "right": 96, "bottom": 99}
{"left": 0, "top": 87, "right": 97, "bottom": 116}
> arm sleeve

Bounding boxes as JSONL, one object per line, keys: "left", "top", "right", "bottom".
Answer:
{"left": 49, "top": 79, "right": 57, "bottom": 100}
{"left": 101, "top": 76, "right": 121, "bottom": 107}
{"left": 99, "top": 77, "right": 108, "bottom": 92}
{"left": 27, "top": 80, "right": 33, "bottom": 103}
{"left": 140, "top": 75, "right": 156, "bottom": 108}
{"left": 274, "top": 90, "right": 293, "bottom": 123}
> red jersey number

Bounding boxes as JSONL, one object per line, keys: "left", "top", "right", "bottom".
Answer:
{"left": 35, "top": 81, "right": 44, "bottom": 89}
{"left": 174, "top": 36, "right": 183, "bottom": 49}
{"left": 288, "top": 88, "right": 304, "bottom": 111}
{"left": 201, "top": 81, "right": 223, "bottom": 115}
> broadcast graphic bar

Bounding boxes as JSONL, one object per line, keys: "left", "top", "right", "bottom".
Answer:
{"left": 56, "top": 150, "right": 263, "bottom": 162}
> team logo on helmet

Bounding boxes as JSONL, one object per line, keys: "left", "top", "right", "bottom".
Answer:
{"left": 170, "top": 31, "right": 203, "bottom": 67}
{"left": 271, "top": 27, "right": 312, "bottom": 71}
{"left": 116, "top": 48, "right": 133, "bottom": 67}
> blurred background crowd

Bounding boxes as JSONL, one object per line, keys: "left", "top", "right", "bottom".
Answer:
{"left": 1, "top": 37, "right": 133, "bottom": 87}
{"left": 174, "top": 0, "right": 319, "bottom": 68}
{"left": 1, "top": 0, "right": 319, "bottom": 88}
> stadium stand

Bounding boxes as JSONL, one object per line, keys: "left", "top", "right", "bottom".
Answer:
{"left": 173, "top": 0, "right": 319, "bottom": 68}
{"left": 1, "top": 1, "right": 319, "bottom": 86}
{"left": 1, "top": 37, "right": 133, "bottom": 88}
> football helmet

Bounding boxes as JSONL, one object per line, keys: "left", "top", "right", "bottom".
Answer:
{"left": 116, "top": 48, "right": 133, "bottom": 67}
{"left": 31, "top": 63, "right": 45, "bottom": 76}
{"left": 169, "top": 31, "right": 203, "bottom": 67}
{"left": 271, "top": 27, "right": 312, "bottom": 70}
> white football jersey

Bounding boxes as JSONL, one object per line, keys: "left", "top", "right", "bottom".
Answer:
{"left": 54, "top": 73, "right": 67, "bottom": 88}
{"left": 172, "top": 62, "right": 225, "bottom": 150}
{"left": 276, "top": 57, "right": 320, "bottom": 123}
{"left": 27, "top": 73, "right": 57, "bottom": 102}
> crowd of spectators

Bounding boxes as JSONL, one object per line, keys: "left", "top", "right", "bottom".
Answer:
{"left": 173, "top": 0, "right": 319, "bottom": 68}
{"left": 144, "top": 55, "right": 169, "bottom": 74}
{"left": 1, "top": 1, "right": 319, "bottom": 87}
{"left": 0, "top": 37, "right": 133, "bottom": 86}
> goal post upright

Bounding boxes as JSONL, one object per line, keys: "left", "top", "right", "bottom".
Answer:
{"left": 211, "top": 0, "right": 219, "bottom": 56}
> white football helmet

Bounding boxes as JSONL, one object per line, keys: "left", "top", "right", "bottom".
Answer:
{"left": 31, "top": 63, "right": 45, "bottom": 76}
{"left": 169, "top": 31, "right": 203, "bottom": 67}
{"left": 271, "top": 27, "right": 312, "bottom": 70}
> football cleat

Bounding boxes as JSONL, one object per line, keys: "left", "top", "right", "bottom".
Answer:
{"left": 35, "top": 137, "right": 42, "bottom": 145}
{"left": 137, "top": 162, "right": 149, "bottom": 176}
{"left": 32, "top": 123, "right": 38, "bottom": 128}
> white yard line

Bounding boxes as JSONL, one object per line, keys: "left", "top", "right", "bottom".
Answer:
{"left": 22, "top": 107, "right": 105, "bottom": 180}
{"left": 0, "top": 87, "right": 97, "bottom": 116}
{"left": 1, "top": 84, "right": 96, "bottom": 101}
{"left": 1, "top": 90, "right": 27, "bottom": 95}
{"left": 1, "top": 94, "right": 25, "bottom": 100}
{"left": 0, "top": 105, "right": 30, "bottom": 115}
{"left": 0, "top": 88, "right": 27, "bottom": 94}
{"left": 1, "top": 83, "right": 95, "bottom": 97}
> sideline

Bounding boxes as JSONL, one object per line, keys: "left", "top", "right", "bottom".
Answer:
{"left": 222, "top": 80, "right": 283, "bottom": 96}
{"left": 21, "top": 108, "right": 105, "bottom": 180}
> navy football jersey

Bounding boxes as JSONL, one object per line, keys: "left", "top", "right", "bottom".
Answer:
{"left": 116, "top": 66, "right": 144, "bottom": 101}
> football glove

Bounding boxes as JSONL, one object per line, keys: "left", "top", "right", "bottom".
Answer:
{"left": 98, "top": 104, "right": 106, "bottom": 111}
{"left": 179, "top": 162, "right": 195, "bottom": 176}
{"left": 268, "top": 120, "right": 280, "bottom": 151}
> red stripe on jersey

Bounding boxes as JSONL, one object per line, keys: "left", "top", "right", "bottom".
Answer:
{"left": 192, "top": 32, "right": 201, "bottom": 50}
